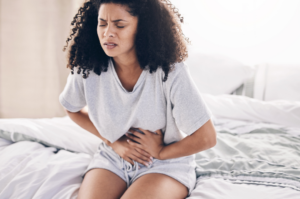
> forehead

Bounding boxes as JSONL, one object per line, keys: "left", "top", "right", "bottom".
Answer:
{"left": 98, "top": 3, "right": 133, "bottom": 20}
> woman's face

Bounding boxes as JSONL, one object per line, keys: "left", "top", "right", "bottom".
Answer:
{"left": 97, "top": 3, "right": 138, "bottom": 58}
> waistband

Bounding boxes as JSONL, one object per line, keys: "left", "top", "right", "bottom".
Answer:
{"left": 98, "top": 142, "right": 153, "bottom": 188}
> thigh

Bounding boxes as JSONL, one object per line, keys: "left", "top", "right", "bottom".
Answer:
{"left": 120, "top": 173, "right": 189, "bottom": 199}
{"left": 78, "top": 168, "right": 127, "bottom": 199}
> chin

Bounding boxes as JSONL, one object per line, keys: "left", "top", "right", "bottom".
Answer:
{"left": 104, "top": 51, "right": 118, "bottom": 57}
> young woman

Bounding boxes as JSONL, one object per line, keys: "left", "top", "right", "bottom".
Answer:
{"left": 59, "top": 0, "right": 217, "bottom": 198}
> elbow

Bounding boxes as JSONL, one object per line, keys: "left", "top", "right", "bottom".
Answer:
{"left": 193, "top": 119, "right": 217, "bottom": 149}
{"left": 210, "top": 137, "right": 217, "bottom": 148}
{"left": 208, "top": 121, "right": 217, "bottom": 148}
{"left": 208, "top": 130, "right": 217, "bottom": 148}
{"left": 205, "top": 139, "right": 216, "bottom": 150}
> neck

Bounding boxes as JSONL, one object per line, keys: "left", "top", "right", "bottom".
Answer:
{"left": 112, "top": 47, "right": 141, "bottom": 73}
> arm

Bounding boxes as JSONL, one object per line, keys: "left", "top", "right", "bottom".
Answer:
{"left": 64, "top": 106, "right": 112, "bottom": 146}
{"left": 159, "top": 119, "right": 217, "bottom": 160}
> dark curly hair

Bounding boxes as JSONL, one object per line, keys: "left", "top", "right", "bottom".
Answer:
{"left": 63, "top": 0, "right": 190, "bottom": 82}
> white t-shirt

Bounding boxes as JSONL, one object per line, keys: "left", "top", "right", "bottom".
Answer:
{"left": 59, "top": 58, "right": 212, "bottom": 147}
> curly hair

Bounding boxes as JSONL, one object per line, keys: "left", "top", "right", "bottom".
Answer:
{"left": 63, "top": 0, "right": 190, "bottom": 82}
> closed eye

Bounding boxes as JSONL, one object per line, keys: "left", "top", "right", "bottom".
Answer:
{"left": 99, "top": 25, "right": 125, "bottom": 28}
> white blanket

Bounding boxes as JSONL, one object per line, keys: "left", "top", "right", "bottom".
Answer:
{"left": 0, "top": 94, "right": 299, "bottom": 199}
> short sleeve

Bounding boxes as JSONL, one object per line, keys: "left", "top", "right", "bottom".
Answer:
{"left": 169, "top": 62, "right": 213, "bottom": 136}
{"left": 59, "top": 68, "right": 87, "bottom": 112}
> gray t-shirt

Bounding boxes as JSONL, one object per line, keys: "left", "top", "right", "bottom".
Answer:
{"left": 59, "top": 58, "right": 212, "bottom": 147}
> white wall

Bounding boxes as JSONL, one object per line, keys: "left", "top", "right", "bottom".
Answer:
{"left": 171, "top": 0, "right": 300, "bottom": 66}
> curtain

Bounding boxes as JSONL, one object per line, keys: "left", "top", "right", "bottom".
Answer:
{"left": 0, "top": 0, "right": 86, "bottom": 118}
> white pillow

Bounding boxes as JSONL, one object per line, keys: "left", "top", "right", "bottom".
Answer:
{"left": 185, "top": 49, "right": 255, "bottom": 95}
{"left": 0, "top": 116, "right": 102, "bottom": 156}
{"left": 232, "top": 63, "right": 300, "bottom": 102}
{"left": 202, "top": 93, "right": 300, "bottom": 129}
{"left": 254, "top": 63, "right": 300, "bottom": 101}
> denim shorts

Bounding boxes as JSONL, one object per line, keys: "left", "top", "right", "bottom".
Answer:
{"left": 82, "top": 142, "right": 197, "bottom": 197}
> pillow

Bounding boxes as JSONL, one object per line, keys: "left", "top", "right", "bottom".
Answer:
{"left": 0, "top": 116, "right": 102, "bottom": 156}
{"left": 184, "top": 48, "right": 255, "bottom": 95}
{"left": 232, "top": 63, "right": 300, "bottom": 102}
{"left": 202, "top": 93, "right": 300, "bottom": 129}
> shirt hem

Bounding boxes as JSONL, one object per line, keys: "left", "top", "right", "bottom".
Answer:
{"left": 59, "top": 94, "right": 85, "bottom": 113}
{"left": 185, "top": 113, "right": 212, "bottom": 136}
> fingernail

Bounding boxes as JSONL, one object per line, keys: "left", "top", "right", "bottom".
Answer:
{"left": 150, "top": 157, "right": 153, "bottom": 160}
{"left": 145, "top": 163, "right": 149, "bottom": 166}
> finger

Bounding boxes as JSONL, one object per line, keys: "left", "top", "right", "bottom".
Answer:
{"left": 125, "top": 133, "right": 140, "bottom": 142}
{"left": 137, "top": 128, "right": 148, "bottom": 134}
{"left": 128, "top": 129, "right": 143, "bottom": 138}
{"left": 131, "top": 153, "right": 150, "bottom": 166}
{"left": 147, "top": 130, "right": 155, "bottom": 135}
{"left": 130, "top": 132, "right": 143, "bottom": 144}
{"left": 127, "top": 139, "right": 144, "bottom": 149}
{"left": 135, "top": 147, "right": 151, "bottom": 158}
{"left": 141, "top": 129, "right": 157, "bottom": 135}
{"left": 124, "top": 157, "right": 135, "bottom": 166}
{"left": 133, "top": 148, "right": 152, "bottom": 162}
{"left": 134, "top": 128, "right": 145, "bottom": 135}
{"left": 155, "top": 129, "right": 162, "bottom": 135}
{"left": 129, "top": 128, "right": 141, "bottom": 133}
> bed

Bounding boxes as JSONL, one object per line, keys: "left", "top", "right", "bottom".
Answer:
{"left": 1, "top": 52, "right": 299, "bottom": 198}
{"left": 0, "top": 92, "right": 299, "bottom": 199}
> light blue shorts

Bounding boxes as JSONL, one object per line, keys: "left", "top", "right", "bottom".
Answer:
{"left": 82, "top": 142, "right": 197, "bottom": 197}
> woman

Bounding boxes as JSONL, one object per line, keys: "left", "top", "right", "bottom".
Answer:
{"left": 59, "top": 0, "right": 217, "bottom": 198}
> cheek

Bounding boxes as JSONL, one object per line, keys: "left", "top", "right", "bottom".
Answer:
{"left": 121, "top": 30, "right": 136, "bottom": 47}
{"left": 97, "top": 28, "right": 103, "bottom": 39}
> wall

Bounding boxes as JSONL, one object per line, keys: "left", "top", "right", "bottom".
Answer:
{"left": 171, "top": 0, "right": 300, "bottom": 66}
{"left": 0, "top": 0, "right": 85, "bottom": 118}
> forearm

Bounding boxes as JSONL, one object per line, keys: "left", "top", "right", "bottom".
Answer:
{"left": 159, "top": 133, "right": 213, "bottom": 160}
{"left": 66, "top": 106, "right": 111, "bottom": 146}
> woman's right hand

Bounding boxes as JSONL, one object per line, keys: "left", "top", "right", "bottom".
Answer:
{"left": 109, "top": 134, "right": 153, "bottom": 166}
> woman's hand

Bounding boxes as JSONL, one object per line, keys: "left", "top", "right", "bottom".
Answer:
{"left": 125, "top": 128, "right": 165, "bottom": 160}
{"left": 109, "top": 134, "right": 153, "bottom": 166}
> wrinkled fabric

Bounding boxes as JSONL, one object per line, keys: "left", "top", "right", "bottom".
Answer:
{"left": 82, "top": 142, "right": 197, "bottom": 197}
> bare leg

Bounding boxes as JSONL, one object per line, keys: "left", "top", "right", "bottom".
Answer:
{"left": 78, "top": 168, "right": 127, "bottom": 199}
{"left": 121, "top": 173, "right": 189, "bottom": 199}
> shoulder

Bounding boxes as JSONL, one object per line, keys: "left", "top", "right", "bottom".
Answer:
{"left": 161, "top": 61, "right": 190, "bottom": 83}
{"left": 173, "top": 61, "right": 190, "bottom": 75}
{"left": 71, "top": 67, "right": 99, "bottom": 81}
{"left": 70, "top": 67, "right": 84, "bottom": 78}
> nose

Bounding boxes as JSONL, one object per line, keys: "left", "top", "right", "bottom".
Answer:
{"left": 103, "top": 23, "right": 115, "bottom": 37}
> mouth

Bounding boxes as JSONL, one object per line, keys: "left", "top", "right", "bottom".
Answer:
{"left": 104, "top": 42, "right": 117, "bottom": 49}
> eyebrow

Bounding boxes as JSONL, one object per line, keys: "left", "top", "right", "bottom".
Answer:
{"left": 99, "top": 18, "right": 127, "bottom": 22}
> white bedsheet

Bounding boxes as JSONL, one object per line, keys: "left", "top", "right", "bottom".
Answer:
{"left": 0, "top": 94, "right": 299, "bottom": 198}
{"left": 1, "top": 119, "right": 299, "bottom": 199}
{"left": 189, "top": 178, "right": 300, "bottom": 199}
{"left": 0, "top": 138, "right": 91, "bottom": 199}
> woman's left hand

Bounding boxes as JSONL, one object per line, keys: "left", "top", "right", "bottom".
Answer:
{"left": 125, "top": 128, "right": 165, "bottom": 160}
